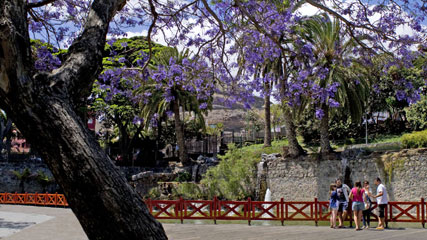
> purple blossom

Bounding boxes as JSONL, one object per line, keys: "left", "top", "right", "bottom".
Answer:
{"left": 298, "top": 70, "right": 310, "bottom": 81}
{"left": 199, "top": 102, "right": 208, "bottom": 109}
{"left": 315, "top": 109, "right": 325, "bottom": 119}
{"left": 328, "top": 98, "right": 340, "bottom": 108}
{"left": 396, "top": 90, "right": 406, "bottom": 101}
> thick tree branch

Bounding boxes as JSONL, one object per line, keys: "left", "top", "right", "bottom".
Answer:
{"left": 50, "top": 0, "right": 127, "bottom": 105}
{"left": 26, "top": 0, "right": 56, "bottom": 9}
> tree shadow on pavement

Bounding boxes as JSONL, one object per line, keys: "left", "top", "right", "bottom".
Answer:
{"left": 0, "top": 218, "right": 35, "bottom": 230}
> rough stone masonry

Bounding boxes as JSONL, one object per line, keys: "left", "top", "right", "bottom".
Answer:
{"left": 259, "top": 148, "right": 427, "bottom": 202}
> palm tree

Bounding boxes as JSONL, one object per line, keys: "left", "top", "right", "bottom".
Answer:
{"left": 140, "top": 47, "right": 213, "bottom": 164}
{"left": 257, "top": 0, "right": 308, "bottom": 153}
{"left": 36, "top": 170, "right": 54, "bottom": 192}
{"left": 12, "top": 168, "right": 32, "bottom": 193}
{"left": 299, "top": 14, "right": 369, "bottom": 153}
{"left": 255, "top": 59, "right": 282, "bottom": 147}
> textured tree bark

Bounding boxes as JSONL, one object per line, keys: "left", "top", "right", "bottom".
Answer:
{"left": 0, "top": 0, "right": 168, "bottom": 239}
{"left": 173, "top": 98, "right": 189, "bottom": 164}
{"left": 282, "top": 106, "right": 305, "bottom": 157}
{"left": 319, "top": 103, "right": 333, "bottom": 154}
{"left": 263, "top": 84, "right": 272, "bottom": 147}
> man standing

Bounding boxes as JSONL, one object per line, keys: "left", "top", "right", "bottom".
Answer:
{"left": 336, "top": 178, "right": 351, "bottom": 228}
{"left": 370, "top": 177, "right": 388, "bottom": 230}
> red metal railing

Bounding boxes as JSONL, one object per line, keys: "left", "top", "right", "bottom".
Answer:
{"left": 0, "top": 193, "right": 425, "bottom": 227}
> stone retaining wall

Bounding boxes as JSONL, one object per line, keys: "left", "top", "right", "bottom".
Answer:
{"left": 0, "top": 162, "right": 163, "bottom": 193}
{"left": 260, "top": 148, "right": 427, "bottom": 202}
{"left": 0, "top": 162, "right": 59, "bottom": 193}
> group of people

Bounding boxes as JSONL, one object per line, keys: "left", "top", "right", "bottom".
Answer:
{"left": 329, "top": 177, "right": 388, "bottom": 230}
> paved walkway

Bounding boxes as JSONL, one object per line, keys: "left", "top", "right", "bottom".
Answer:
{"left": 1, "top": 204, "right": 426, "bottom": 240}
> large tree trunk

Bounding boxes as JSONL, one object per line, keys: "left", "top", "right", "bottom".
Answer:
{"left": 319, "top": 103, "right": 333, "bottom": 154}
{"left": 263, "top": 84, "right": 272, "bottom": 147}
{"left": 0, "top": 1, "right": 167, "bottom": 239}
{"left": 7, "top": 97, "right": 167, "bottom": 239}
{"left": 282, "top": 106, "right": 305, "bottom": 157}
{"left": 172, "top": 99, "right": 189, "bottom": 164}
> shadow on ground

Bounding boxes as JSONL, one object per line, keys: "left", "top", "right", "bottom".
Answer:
{"left": 0, "top": 219, "right": 35, "bottom": 230}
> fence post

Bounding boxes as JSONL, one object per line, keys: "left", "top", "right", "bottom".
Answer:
{"left": 213, "top": 196, "right": 217, "bottom": 225}
{"left": 148, "top": 198, "right": 153, "bottom": 214}
{"left": 421, "top": 198, "right": 425, "bottom": 228}
{"left": 14, "top": 192, "right": 17, "bottom": 204}
{"left": 280, "top": 198, "right": 284, "bottom": 226}
{"left": 24, "top": 192, "right": 28, "bottom": 204}
{"left": 248, "top": 197, "right": 251, "bottom": 226}
{"left": 55, "top": 192, "right": 58, "bottom": 206}
{"left": 385, "top": 204, "right": 389, "bottom": 229}
{"left": 314, "top": 198, "right": 318, "bottom": 227}
{"left": 180, "top": 197, "right": 184, "bottom": 224}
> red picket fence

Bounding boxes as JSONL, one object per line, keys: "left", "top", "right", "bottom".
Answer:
{"left": 0, "top": 192, "right": 425, "bottom": 228}
{"left": 0, "top": 192, "right": 69, "bottom": 207}
{"left": 144, "top": 197, "right": 426, "bottom": 227}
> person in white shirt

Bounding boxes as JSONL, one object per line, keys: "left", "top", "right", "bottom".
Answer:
{"left": 370, "top": 177, "right": 388, "bottom": 230}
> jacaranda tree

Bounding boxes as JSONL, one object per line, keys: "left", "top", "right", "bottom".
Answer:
{"left": 0, "top": 0, "right": 425, "bottom": 239}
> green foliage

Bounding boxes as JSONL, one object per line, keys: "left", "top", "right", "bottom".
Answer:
{"left": 12, "top": 168, "right": 31, "bottom": 180}
{"left": 104, "top": 36, "right": 166, "bottom": 67}
{"left": 201, "top": 141, "right": 287, "bottom": 200}
{"left": 30, "top": 39, "right": 68, "bottom": 59}
{"left": 405, "top": 95, "right": 427, "bottom": 131}
{"left": 172, "top": 182, "right": 205, "bottom": 200}
{"left": 244, "top": 111, "right": 263, "bottom": 133}
{"left": 206, "top": 123, "right": 224, "bottom": 136}
{"left": 12, "top": 168, "right": 32, "bottom": 193}
{"left": 174, "top": 172, "right": 192, "bottom": 183}
{"left": 297, "top": 105, "right": 362, "bottom": 144}
{"left": 366, "top": 55, "right": 425, "bottom": 116}
{"left": 401, "top": 130, "right": 427, "bottom": 148}
{"left": 147, "top": 187, "right": 161, "bottom": 199}
{"left": 36, "top": 170, "right": 53, "bottom": 192}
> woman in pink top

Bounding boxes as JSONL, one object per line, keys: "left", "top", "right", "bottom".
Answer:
{"left": 349, "top": 181, "right": 365, "bottom": 231}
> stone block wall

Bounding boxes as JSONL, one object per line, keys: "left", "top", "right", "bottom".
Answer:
{"left": 0, "top": 162, "right": 59, "bottom": 193}
{"left": 261, "top": 148, "right": 427, "bottom": 202}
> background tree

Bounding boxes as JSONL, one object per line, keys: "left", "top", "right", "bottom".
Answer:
{"left": 145, "top": 47, "right": 214, "bottom": 164}
{"left": 11, "top": 168, "right": 32, "bottom": 193}
{"left": 91, "top": 37, "right": 168, "bottom": 164}
{"left": 297, "top": 14, "right": 369, "bottom": 153}
{"left": 0, "top": 110, "right": 12, "bottom": 160}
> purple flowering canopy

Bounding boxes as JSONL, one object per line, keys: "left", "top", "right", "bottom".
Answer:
{"left": 28, "top": 0, "right": 426, "bottom": 117}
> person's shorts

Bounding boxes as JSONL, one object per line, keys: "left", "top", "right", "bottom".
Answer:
{"left": 338, "top": 201, "right": 348, "bottom": 213}
{"left": 352, "top": 201, "right": 365, "bottom": 211}
{"left": 378, "top": 204, "right": 387, "bottom": 218}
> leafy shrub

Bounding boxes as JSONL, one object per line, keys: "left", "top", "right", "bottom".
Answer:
{"left": 172, "top": 182, "right": 205, "bottom": 200}
{"left": 401, "top": 130, "right": 427, "bottom": 148}
{"left": 174, "top": 172, "right": 192, "bottom": 183}
{"left": 405, "top": 95, "right": 427, "bottom": 131}
{"left": 201, "top": 143, "right": 258, "bottom": 200}
{"left": 147, "top": 187, "right": 161, "bottom": 199}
